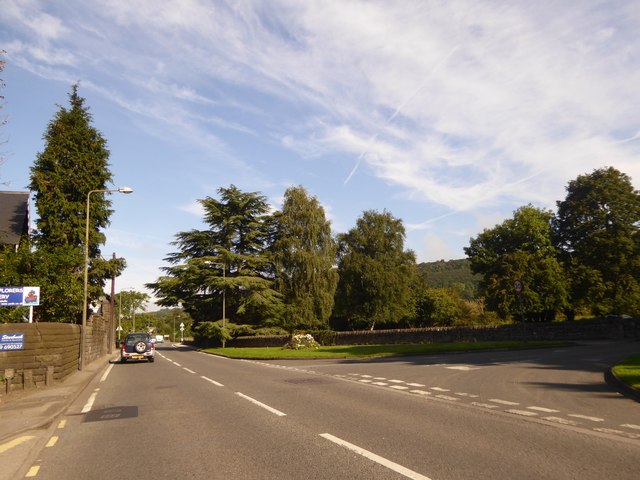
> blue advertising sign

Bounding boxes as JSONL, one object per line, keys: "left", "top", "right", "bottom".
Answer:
{"left": 0, "top": 287, "right": 40, "bottom": 307}
{"left": 0, "top": 333, "right": 24, "bottom": 351}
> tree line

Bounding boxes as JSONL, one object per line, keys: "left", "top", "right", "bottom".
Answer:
{"left": 1, "top": 83, "right": 638, "bottom": 334}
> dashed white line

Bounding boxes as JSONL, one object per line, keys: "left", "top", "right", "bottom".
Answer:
{"left": 201, "top": 376, "right": 224, "bottom": 387}
{"left": 389, "top": 379, "right": 405, "bottom": 384}
{"left": 373, "top": 382, "right": 389, "bottom": 386}
{"left": 320, "top": 433, "right": 432, "bottom": 480}
{"left": 410, "top": 390, "right": 432, "bottom": 396}
{"left": 430, "top": 387, "right": 450, "bottom": 392}
{"left": 543, "top": 417, "right": 578, "bottom": 426}
{"left": 183, "top": 368, "right": 196, "bottom": 374}
{"left": 235, "top": 392, "right": 287, "bottom": 417}
{"left": 407, "top": 383, "right": 425, "bottom": 387}
{"left": 507, "top": 409, "right": 538, "bottom": 417}
{"left": 488, "top": 398, "right": 519, "bottom": 406}
{"left": 390, "top": 385, "right": 410, "bottom": 390}
{"left": 454, "top": 392, "right": 479, "bottom": 398}
{"left": 172, "top": 361, "right": 182, "bottom": 367}
{"left": 594, "top": 428, "right": 640, "bottom": 439}
{"left": 527, "top": 406, "right": 559, "bottom": 413}
{"left": 568, "top": 414, "right": 604, "bottom": 422}
{"left": 435, "top": 394, "right": 459, "bottom": 401}
{"left": 472, "top": 402, "right": 499, "bottom": 409}
{"left": 621, "top": 424, "right": 640, "bottom": 430}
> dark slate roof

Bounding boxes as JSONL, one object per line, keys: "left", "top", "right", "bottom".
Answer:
{"left": 0, "top": 191, "right": 30, "bottom": 246}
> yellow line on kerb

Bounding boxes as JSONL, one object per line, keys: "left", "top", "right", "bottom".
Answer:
{"left": 0, "top": 435, "right": 34, "bottom": 454}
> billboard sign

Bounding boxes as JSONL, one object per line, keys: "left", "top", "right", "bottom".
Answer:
{"left": 0, "top": 287, "right": 41, "bottom": 307}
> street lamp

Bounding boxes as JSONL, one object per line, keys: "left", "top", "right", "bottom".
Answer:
{"left": 80, "top": 187, "right": 133, "bottom": 371}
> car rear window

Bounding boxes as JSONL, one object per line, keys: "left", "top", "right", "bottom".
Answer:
{"left": 126, "top": 334, "right": 149, "bottom": 344}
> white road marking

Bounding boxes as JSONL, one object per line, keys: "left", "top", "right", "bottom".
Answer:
{"left": 594, "top": 428, "right": 640, "bottom": 439}
{"left": 320, "top": 433, "right": 432, "bottom": 480}
{"left": 435, "top": 394, "right": 459, "bottom": 401}
{"left": 410, "top": 390, "right": 432, "bottom": 396}
{"left": 390, "top": 385, "right": 410, "bottom": 390}
{"left": 454, "top": 392, "right": 479, "bottom": 398}
{"left": 488, "top": 398, "right": 519, "bottom": 406}
{"left": 235, "top": 392, "right": 287, "bottom": 417}
{"left": 527, "top": 406, "right": 559, "bottom": 413}
{"left": 430, "top": 387, "right": 450, "bottom": 392}
{"left": 100, "top": 364, "right": 114, "bottom": 382}
{"left": 621, "top": 424, "right": 640, "bottom": 430}
{"left": 389, "top": 379, "right": 405, "bottom": 384}
{"left": 373, "top": 382, "right": 389, "bottom": 386}
{"left": 446, "top": 366, "right": 480, "bottom": 371}
{"left": 173, "top": 361, "right": 182, "bottom": 367}
{"left": 543, "top": 417, "right": 578, "bottom": 426}
{"left": 407, "top": 383, "right": 425, "bottom": 387}
{"left": 361, "top": 375, "right": 373, "bottom": 378}
{"left": 183, "top": 368, "right": 196, "bottom": 374}
{"left": 81, "top": 388, "right": 100, "bottom": 413}
{"left": 568, "top": 414, "right": 604, "bottom": 422}
{"left": 472, "top": 402, "right": 499, "bottom": 409}
{"left": 359, "top": 379, "right": 373, "bottom": 383}
{"left": 374, "top": 377, "right": 387, "bottom": 380}
{"left": 507, "top": 409, "right": 538, "bottom": 417}
{"left": 201, "top": 376, "right": 224, "bottom": 386}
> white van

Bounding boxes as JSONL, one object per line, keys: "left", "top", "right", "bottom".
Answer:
{"left": 155, "top": 335, "right": 164, "bottom": 343}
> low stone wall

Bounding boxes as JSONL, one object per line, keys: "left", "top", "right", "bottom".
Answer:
{"left": 227, "top": 317, "right": 640, "bottom": 348}
{"left": 0, "top": 315, "right": 110, "bottom": 395}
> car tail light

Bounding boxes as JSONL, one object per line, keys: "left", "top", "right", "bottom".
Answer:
{"left": 150, "top": 342, "right": 155, "bottom": 350}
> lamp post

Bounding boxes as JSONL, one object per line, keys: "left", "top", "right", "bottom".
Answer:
{"left": 80, "top": 187, "right": 133, "bottom": 371}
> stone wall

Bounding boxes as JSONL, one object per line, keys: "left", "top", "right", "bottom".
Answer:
{"left": 0, "top": 313, "right": 111, "bottom": 394}
{"left": 227, "top": 317, "right": 640, "bottom": 348}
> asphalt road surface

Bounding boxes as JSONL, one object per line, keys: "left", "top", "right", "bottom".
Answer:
{"left": 19, "top": 341, "right": 640, "bottom": 479}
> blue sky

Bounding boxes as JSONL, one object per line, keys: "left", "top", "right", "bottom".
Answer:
{"left": 2, "top": 1, "right": 640, "bottom": 308}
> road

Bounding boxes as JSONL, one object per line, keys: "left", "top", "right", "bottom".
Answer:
{"left": 17, "top": 341, "right": 640, "bottom": 479}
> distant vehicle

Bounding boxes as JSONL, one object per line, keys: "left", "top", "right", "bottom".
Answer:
{"left": 121, "top": 332, "right": 155, "bottom": 363}
{"left": 155, "top": 335, "right": 164, "bottom": 343}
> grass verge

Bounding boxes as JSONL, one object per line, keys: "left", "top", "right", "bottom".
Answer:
{"left": 613, "top": 354, "right": 640, "bottom": 390}
{"left": 202, "top": 340, "right": 570, "bottom": 360}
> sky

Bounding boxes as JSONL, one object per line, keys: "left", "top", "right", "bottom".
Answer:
{"left": 1, "top": 0, "right": 640, "bottom": 309}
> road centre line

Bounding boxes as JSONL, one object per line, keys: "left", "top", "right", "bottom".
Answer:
{"left": 507, "top": 409, "right": 538, "bottom": 417}
{"left": 320, "top": 433, "right": 432, "bottom": 480}
{"left": 172, "top": 361, "right": 182, "bottom": 367}
{"left": 183, "top": 368, "right": 196, "bottom": 374}
{"left": 201, "top": 376, "right": 224, "bottom": 387}
{"left": 235, "top": 392, "right": 287, "bottom": 417}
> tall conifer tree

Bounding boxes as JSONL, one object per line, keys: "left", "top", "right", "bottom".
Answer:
{"left": 28, "top": 84, "right": 124, "bottom": 322}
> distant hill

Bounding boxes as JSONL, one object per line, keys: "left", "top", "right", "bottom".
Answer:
{"left": 417, "top": 258, "right": 481, "bottom": 299}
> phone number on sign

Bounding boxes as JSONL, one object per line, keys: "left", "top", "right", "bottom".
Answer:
{"left": 0, "top": 344, "right": 23, "bottom": 351}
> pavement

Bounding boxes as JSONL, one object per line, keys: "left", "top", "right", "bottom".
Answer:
{"left": 0, "top": 353, "right": 116, "bottom": 444}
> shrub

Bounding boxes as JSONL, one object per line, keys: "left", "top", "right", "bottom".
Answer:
{"left": 284, "top": 333, "right": 320, "bottom": 350}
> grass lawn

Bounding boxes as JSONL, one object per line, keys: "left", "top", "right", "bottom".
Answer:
{"left": 202, "top": 340, "right": 570, "bottom": 360}
{"left": 613, "top": 354, "right": 640, "bottom": 390}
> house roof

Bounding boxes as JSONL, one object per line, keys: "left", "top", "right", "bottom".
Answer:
{"left": 0, "top": 191, "right": 30, "bottom": 246}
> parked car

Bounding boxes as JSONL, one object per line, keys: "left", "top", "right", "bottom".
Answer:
{"left": 155, "top": 335, "right": 164, "bottom": 343}
{"left": 121, "top": 332, "right": 155, "bottom": 363}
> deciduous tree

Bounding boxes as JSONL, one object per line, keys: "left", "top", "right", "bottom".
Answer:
{"left": 272, "top": 186, "right": 338, "bottom": 331}
{"left": 334, "top": 210, "right": 417, "bottom": 330}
